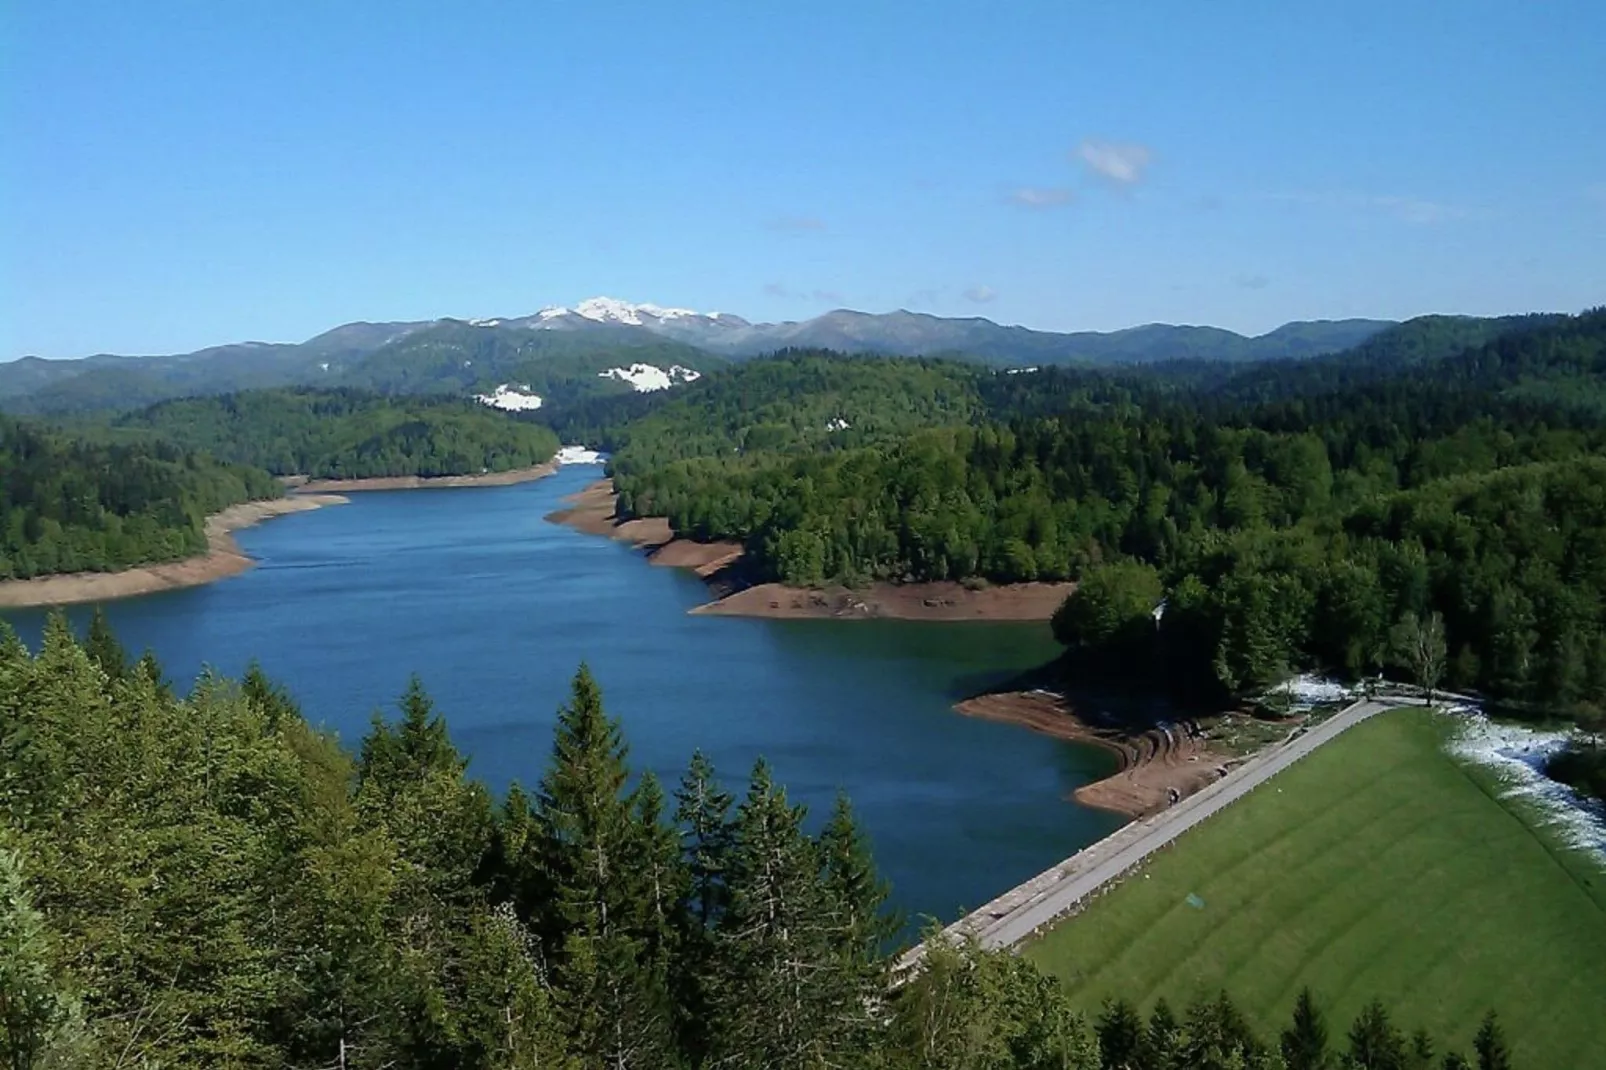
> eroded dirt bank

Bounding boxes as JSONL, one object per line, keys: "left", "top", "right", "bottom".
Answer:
{"left": 545, "top": 479, "right": 1073, "bottom": 621}
{"left": 0, "top": 495, "right": 348, "bottom": 609}
{"left": 957, "top": 689, "right": 1234, "bottom": 818}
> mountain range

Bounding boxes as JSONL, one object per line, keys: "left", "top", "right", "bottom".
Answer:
{"left": 2, "top": 299, "right": 1398, "bottom": 414}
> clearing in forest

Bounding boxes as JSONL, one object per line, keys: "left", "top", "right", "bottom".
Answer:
{"left": 1025, "top": 708, "right": 1606, "bottom": 1068}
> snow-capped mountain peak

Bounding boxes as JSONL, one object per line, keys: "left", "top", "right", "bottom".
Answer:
{"left": 535, "top": 297, "right": 700, "bottom": 326}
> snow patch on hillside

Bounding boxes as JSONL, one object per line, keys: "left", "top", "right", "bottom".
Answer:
{"left": 474, "top": 384, "right": 544, "bottom": 411}
{"left": 555, "top": 445, "right": 606, "bottom": 465}
{"left": 598, "top": 363, "right": 701, "bottom": 392}
{"left": 1447, "top": 714, "right": 1605, "bottom": 861}
{"left": 826, "top": 417, "right": 851, "bottom": 431}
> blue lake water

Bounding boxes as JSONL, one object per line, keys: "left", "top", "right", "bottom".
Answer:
{"left": 1, "top": 464, "right": 1124, "bottom": 927}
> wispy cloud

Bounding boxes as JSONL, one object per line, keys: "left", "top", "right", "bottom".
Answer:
{"left": 1006, "top": 186, "right": 1074, "bottom": 209}
{"left": 963, "top": 285, "right": 998, "bottom": 303}
{"left": 763, "top": 282, "right": 843, "bottom": 304}
{"left": 767, "top": 215, "right": 827, "bottom": 232}
{"left": 1234, "top": 273, "right": 1270, "bottom": 290}
{"left": 1075, "top": 139, "right": 1153, "bottom": 186}
{"left": 1268, "top": 191, "right": 1472, "bottom": 225}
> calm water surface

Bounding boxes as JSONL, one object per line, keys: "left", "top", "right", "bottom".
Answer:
{"left": 3, "top": 465, "right": 1123, "bottom": 926}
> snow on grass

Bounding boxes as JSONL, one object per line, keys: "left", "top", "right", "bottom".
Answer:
{"left": 1446, "top": 712, "right": 1606, "bottom": 861}
{"left": 474, "top": 384, "right": 543, "bottom": 411}
{"left": 555, "top": 445, "right": 605, "bottom": 465}
{"left": 1259, "top": 674, "right": 1356, "bottom": 712}
{"left": 598, "top": 363, "right": 701, "bottom": 392}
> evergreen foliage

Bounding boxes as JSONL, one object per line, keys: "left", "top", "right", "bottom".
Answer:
{"left": 0, "top": 620, "right": 1526, "bottom": 1067}
{"left": 118, "top": 387, "right": 562, "bottom": 479}
{"left": 0, "top": 414, "right": 280, "bottom": 580}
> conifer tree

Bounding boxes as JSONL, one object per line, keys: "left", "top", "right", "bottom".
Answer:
{"left": 1347, "top": 999, "right": 1407, "bottom": 1070}
{"left": 1096, "top": 997, "right": 1144, "bottom": 1069}
{"left": 1280, "top": 987, "right": 1330, "bottom": 1070}
{"left": 83, "top": 607, "right": 127, "bottom": 681}
{"left": 1408, "top": 1028, "right": 1436, "bottom": 1070}
{"left": 0, "top": 843, "right": 90, "bottom": 1070}
{"left": 1473, "top": 1012, "right": 1511, "bottom": 1070}
{"left": 818, "top": 792, "right": 899, "bottom": 970}
{"left": 241, "top": 659, "right": 300, "bottom": 730}
{"left": 1441, "top": 1053, "right": 1472, "bottom": 1070}
{"left": 671, "top": 750, "right": 734, "bottom": 1062}
{"left": 707, "top": 759, "right": 845, "bottom": 1069}
{"left": 533, "top": 665, "right": 675, "bottom": 1068}
{"left": 1144, "top": 997, "right": 1181, "bottom": 1069}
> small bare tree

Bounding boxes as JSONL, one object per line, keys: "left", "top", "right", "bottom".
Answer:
{"left": 1391, "top": 611, "right": 1447, "bottom": 704}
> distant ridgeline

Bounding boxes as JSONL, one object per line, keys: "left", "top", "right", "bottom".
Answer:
{"left": 0, "top": 414, "right": 280, "bottom": 580}
{"left": 580, "top": 309, "right": 1606, "bottom": 708}
{"left": 116, "top": 388, "right": 561, "bottom": 479}
{"left": 0, "top": 616, "right": 1517, "bottom": 1067}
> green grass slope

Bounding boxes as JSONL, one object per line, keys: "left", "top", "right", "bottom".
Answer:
{"left": 1025, "top": 709, "right": 1606, "bottom": 1068}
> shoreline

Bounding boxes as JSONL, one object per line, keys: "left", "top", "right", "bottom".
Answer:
{"left": 544, "top": 478, "right": 1074, "bottom": 622}
{"left": 0, "top": 495, "right": 349, "bottom": 609}
{"left": 289, "top": 460, "right": 557, "bottom": 493}
{"left": 957, "top": 689, "right": 1234, "bottom": 819}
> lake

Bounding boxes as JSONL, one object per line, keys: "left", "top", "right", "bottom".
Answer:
{"left": 1, "top": 464, "right": 1124, "bottom": 927}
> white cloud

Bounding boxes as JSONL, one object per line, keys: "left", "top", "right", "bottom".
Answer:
{"left": 1007, "top": 186, "right": 1074, "bottom": 209}
{"left": 1075, "top": 139, "right": 1153, "bottom": 185}
{"left": 963, "top": 285, "right": 998, "bottom": 303}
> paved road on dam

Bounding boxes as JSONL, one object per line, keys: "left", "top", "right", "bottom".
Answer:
{"left": 900, "top": 692, "right": 1432, "bottom": 973}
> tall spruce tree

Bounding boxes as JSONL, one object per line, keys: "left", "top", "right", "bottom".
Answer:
{"left": 532, "top": 665, "right": 675, "bottom": 1069}
{"left": 1281, "top": 986, "right": 1330, "bottom": 1070}
{"left": 1096, "top": 997, "right": 1144, "bottom": 1069}
{"left": 83, "top": 608, "right": 127, "bottom": 681}
{"left": 1473, "top": 1012, "right": 1512, "bottom": 1070}
{"left": 818, "top": 792, "right": 899, "bottom": 970}
{"left": 1347, "top": 999, "right": 1407, "bottom": 1070}
{"left": 1144, "top": 997, "right": 1181, "bottom": 1069}
{"left": 671, "top": 750, "right": 734, "bottom": 1064}
{"left": 707, "top": 759, "right": 849, "bottom": 1069}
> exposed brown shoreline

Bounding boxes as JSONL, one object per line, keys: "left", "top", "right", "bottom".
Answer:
{"left": 290, "top": 461, "right": 557, "bottom": 493}
{"left": 544, "top": 479, "right": 1074, "bottom": 621}
{"left": 0, "top": 495, "right": 349, "bottom": 609}
{"left": 957, "top": 689, "right": 1234, "bottom": 819}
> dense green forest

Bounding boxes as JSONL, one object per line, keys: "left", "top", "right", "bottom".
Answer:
{"left": 576, "top": 311, "right": 1606, "bottom": 709}
{"left": 118, "top": 389, "right": 562, "bottom": 479}
{"left": 0, "top": 416, "right": 280, "bottom": 580}
{"left": 0, "top": 617, "right": 1513, "bottom": 1068}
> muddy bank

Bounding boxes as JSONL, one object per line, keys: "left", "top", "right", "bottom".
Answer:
{"left": 547, "top": 479, "right": 1073, "bottom": 621}
{"left": 958, "top": 690, "right": 1233, "bottom": 819}
{"left": 692, "top": 580, "right": 1073, "bottom": 622}
{"left": 292, "top": 461, "right": 556, "bottom": 493}
{"left": 0, "top": 495, "right": 348, "bottom": 609}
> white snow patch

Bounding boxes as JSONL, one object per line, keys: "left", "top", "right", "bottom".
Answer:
{"left": 555, "top": 445, "right": 606, "bottom": 466}
{"left": 318, "top": 361, "right": 330, "bottom": 372}
{"left": 473, "top": 384, "right": 544, "bottom": 411}
{"left": 598, "top": 363, "right": 702, "bottom": 392}
{"left": 1005, "top": 366, "right": 1040, "bottom": 375}
{"left": 1260, "top": 674, "right": 1356, "bottom": 712}
{"left": 536, "top": 307, "right": 572, "bottom": 321}
{"left": 1447, "top": 713, "right": 1606, "bottom": 860}
{"left": 825, "top": 417, "right": 851, "bottom": 431}
{"left": 470, "top": 318, "right": 503, "bottom": 327}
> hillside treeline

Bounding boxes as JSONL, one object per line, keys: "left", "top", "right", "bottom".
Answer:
{"left": 117, "top": 388, "right": 562, "bottom": 479}
{"left": 0, "top": 416, "right": 280, "bottom": 580}
{"left": 603, "top": 312, "right": 1606, "bottom": 706}
{"left": 1, "top": 619, "right": 1513, "bottom": 1069}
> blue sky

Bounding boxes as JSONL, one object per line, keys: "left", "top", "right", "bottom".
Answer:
{"left": 6, "top": 1, "right": 1604, "bottom": 358}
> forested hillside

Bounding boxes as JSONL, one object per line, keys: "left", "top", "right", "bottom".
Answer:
{"left": 596, "top": 310, "right": 1606, "bottom": 706}
{"left": 0, "top": 416, "right": 280, "bottom": 580}
{"left": 118, "top": 388, "right": 562, "bottom": 479}
{"left": 0, "top": 618, "right": 1508, "bottom": 1068}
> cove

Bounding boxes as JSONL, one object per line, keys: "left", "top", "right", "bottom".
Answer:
{"left": 1, "top": 464, "right": 1124, "bottom": 927}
